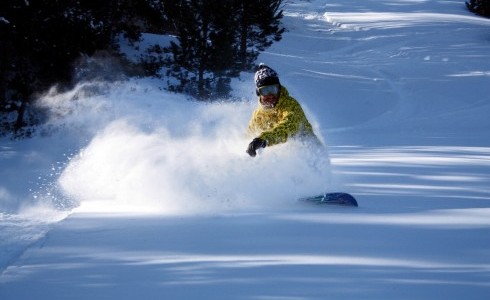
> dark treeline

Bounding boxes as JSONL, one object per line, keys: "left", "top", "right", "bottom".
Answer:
{"left": 163, "top": 0, "right": 284, "bottom": 99}
{"left": 466, "top": 0, "right": 490, "bottom": 17}
{"left": 0, "top": 0, "right": 284, "bottom": 137}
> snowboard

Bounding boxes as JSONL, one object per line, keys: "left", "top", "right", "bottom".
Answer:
{"left": 299, "top": 192, "right": 358, "bottom": 207}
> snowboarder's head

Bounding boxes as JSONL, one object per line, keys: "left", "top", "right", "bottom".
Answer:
{"left": 255, "top": 63, "right": 281, "bottom": 109}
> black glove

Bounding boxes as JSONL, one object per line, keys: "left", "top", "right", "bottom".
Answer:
{"left": 246, "top": 138, "right": 267, "bottom": 157}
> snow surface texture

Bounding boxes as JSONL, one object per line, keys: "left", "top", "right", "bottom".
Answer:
{"left": 1, "top": 0, "right": 490, "bottom": 299}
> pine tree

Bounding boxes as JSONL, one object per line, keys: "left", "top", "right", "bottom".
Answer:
{"left": 466, "top": 0, "right": 490, "bottom": 17}
{"left": 164, "top": 0, "right": 208, "bottom": 98}
{"left": 235, "top": 0, "right": 285, "bottom": 71}
{"left": 163, "top": 0, "right": 284, "bottom": 100}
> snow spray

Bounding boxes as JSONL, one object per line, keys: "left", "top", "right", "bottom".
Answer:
{"left": 39, "top": 79, "right": 330, "bottom": 215}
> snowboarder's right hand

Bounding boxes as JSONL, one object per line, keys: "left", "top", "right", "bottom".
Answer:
{"left": 246, "top": 138, "right": 267, "bottom": 157}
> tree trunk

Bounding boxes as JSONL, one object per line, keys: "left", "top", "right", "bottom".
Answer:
{"left": 198, "top": 6, "right": 209, "bottom": 100}
{"left": 14, "top": 100, "right": 27, "bottom": 132}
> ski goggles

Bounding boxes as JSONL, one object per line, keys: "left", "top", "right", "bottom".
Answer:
{"left": 258, "top": 84, "right": 280, "bottom": 96}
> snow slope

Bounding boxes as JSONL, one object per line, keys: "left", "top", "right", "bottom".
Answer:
{"left": 1, "top": 0, "right": 490, "bottom": 299}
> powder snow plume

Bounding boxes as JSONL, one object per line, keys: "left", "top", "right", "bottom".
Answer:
{"left": 37, "top": 79, "right": 330, "bottom": 215}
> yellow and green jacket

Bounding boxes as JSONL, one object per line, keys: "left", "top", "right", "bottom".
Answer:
{"left": 248, "top": 86, "right": 319, "bottom": 146}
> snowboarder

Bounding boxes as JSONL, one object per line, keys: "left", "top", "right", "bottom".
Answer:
{"left": 246, "top": 63, "right": 320, "bottom": 157}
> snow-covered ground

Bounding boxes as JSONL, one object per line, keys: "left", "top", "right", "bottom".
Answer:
{"left": 1, "top": 0, "right": 490, "bottom": 299}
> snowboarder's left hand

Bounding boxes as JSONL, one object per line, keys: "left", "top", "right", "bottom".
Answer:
{"left": 246, "top": 138, "right": 267, "bottom": 157}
